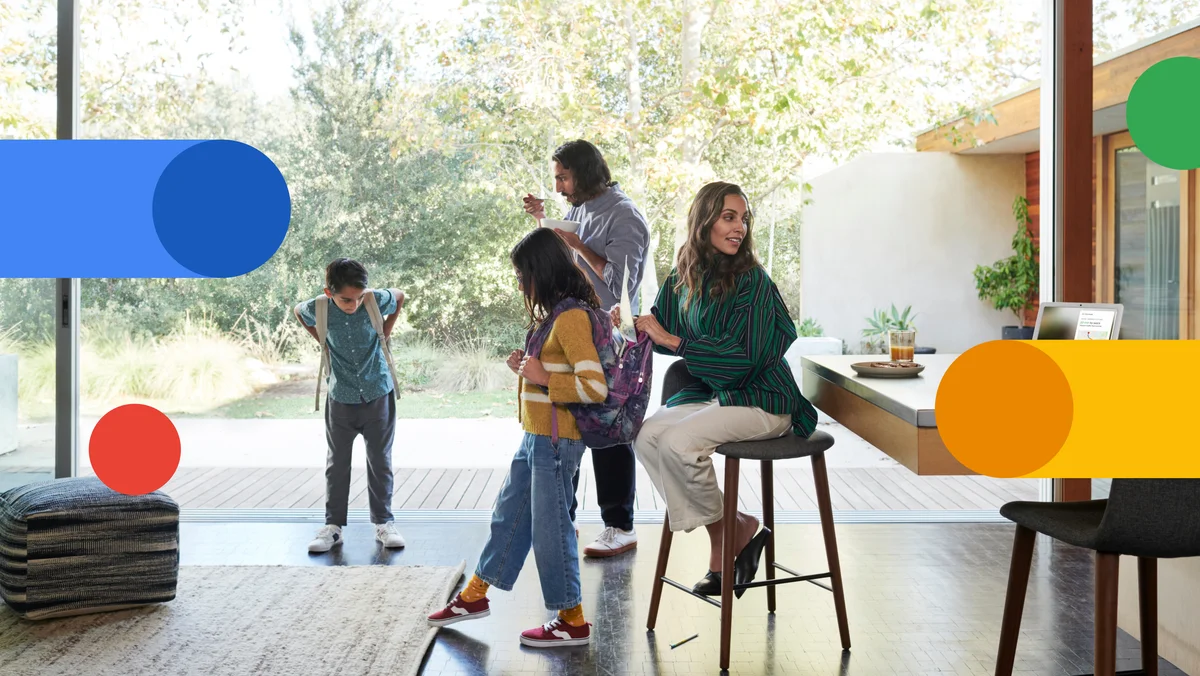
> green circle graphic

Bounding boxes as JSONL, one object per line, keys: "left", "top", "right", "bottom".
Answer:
{"left": 1127, "top": 56, "right": 1200, "bottom": 171}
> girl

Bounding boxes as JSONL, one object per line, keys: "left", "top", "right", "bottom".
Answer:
{"left": 633, "top": 181, "right": 819, "bottom": 596}
{"left": 427, "top": 227, "right": 608, "bottom": 648}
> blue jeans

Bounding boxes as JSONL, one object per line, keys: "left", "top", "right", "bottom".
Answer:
{"left": 475, "top": 432, "right": 586, "bottom": 611}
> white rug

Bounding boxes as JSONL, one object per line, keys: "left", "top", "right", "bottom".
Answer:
{"left": 0, "top": 563, "right": 465, "bottom": 676}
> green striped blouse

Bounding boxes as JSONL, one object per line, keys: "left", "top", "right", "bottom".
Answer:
{"left": 650, "top": 266, "right": 818, "bottom": 438}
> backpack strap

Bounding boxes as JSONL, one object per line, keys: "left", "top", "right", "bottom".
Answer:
{"left": 363, "top": 290, "right": 402, "bottom": 400}
{"left": 313, "top": 296, "right": 331, "bottom": 412}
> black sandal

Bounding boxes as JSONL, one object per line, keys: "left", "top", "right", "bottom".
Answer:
{"left": 733, "top": 527, "right": 771, "bottom": 598}
{"left": 691, "top": 570, "right": 722, "bottom": 596}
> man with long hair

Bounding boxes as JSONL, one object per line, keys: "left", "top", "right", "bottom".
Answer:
{"left": 522, "top": 139, "right": 649, "bottom": 558}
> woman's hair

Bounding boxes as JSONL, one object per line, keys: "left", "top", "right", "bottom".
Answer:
{"left": 552, "top": 139, "right": 613, "bottom": 204}
{"left": 510, "top": 228, "right": 601, "bottom": 326}
{"left": 675, "top": 181, "right": 760, "bottom": 308}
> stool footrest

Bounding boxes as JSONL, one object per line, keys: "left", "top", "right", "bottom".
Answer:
{"left": 739, "top": 569, "right": 831, "bottom": 592}
{"left": 659, "top": 563, "right": 834, "bottom": 609}
{"left": 660, "top": 576, "right": 722, "bottom": 608}
{"left": 773, "top": 563, "right": 834, "bottom": 592}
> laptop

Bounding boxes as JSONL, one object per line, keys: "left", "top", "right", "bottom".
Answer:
{"left": 1032, "top": 302, "right": 1124, "bottom": 340}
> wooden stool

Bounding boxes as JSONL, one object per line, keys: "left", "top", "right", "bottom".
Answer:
{"left": 645, "top": 361, "right": 851, "bottom": 670}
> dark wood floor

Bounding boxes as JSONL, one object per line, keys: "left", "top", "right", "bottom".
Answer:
{"left": 179, "top": 522, "right": 1183, "bottom": 676}
{"left": 0, "top": 465, "right": 1041, "bottom": 512}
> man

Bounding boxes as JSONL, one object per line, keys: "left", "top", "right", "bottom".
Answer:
{"left": 522, "top": 139, "right": 650, "bottom": 558}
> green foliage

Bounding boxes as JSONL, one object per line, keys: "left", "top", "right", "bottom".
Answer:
{"left": 390, "top": 333, "right": 442, "bottom": 391}
{"left": 431, "top": 340, "right": 513, "bottom": 393}
{"left": 2, "top": 0, "right": 1077, "bottom": 383}
{"left": 973, "top": 195, "right": 1039, "bottom": 325}
{"left": 10, "top": 315, "right": 272, "bottom": 420}
{"left": 861, "top": 305, "right": 917, "bottom": 353}
{"left": 796, "top": 317, "right": 824, "bottom": 337}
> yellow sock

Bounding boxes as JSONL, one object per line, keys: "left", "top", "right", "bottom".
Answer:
{"left": 558, "top": 604, "right": 585, "bottom": 627}
{"left": 460, "top": 575, "right": 489, "bottom": 603}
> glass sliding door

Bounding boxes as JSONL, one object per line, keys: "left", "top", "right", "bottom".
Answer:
{"left": 0, "top": 280, "right": 57, "bottom": 491}
{"left": 1113, "top": 143, "right": 1184, "bottom": 340}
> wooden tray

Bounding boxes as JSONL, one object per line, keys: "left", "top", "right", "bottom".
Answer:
{"left": 850, "top": 361, "right": 925, "bottom": 379}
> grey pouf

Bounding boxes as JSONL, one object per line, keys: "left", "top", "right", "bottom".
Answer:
{"left": 0, "top": 476, "right": 179, "bottom": 620}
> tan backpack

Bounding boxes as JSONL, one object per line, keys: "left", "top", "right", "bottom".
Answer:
{"left": 312, "top": 290, "right": 401, "bottom": 411}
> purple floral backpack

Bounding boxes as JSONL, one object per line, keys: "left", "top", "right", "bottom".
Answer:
{"left": 526, "top": 298, "right": 654, "bottom": 448}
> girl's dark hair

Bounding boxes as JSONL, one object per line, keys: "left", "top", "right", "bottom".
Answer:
{"left": 325, "top": 258, "right": 369, "bottom": 292}
{"left": 552, "top": 139, "right": 613, "bottom": 204}
{"left": 510, "top": 228, "right": 600, "bottom": 327}
{"left": 675, "top": 181, "right": 760, "bottom": 309}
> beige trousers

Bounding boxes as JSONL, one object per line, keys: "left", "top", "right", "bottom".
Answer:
{"left": 634, "top": 401, "right": 792, "bottom": 533}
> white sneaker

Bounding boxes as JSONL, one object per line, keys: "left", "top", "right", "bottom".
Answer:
{"left": 375, "top": 522, "right": 406, "bottom": 548}
{"left": 583, "top": 526, "right": 637, "bottom": 558}
{"left": 308, "top": 525, "right": 343, "bottom": 553}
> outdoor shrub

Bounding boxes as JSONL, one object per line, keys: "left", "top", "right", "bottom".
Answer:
{"left": 391, "top": 332, "right": 442, "bottom": 391}
{"left": 797, "top": 317, "right": 824, "bottom": 337}
{"left": 431, "top": 339, "right": 512, "bottom": 393}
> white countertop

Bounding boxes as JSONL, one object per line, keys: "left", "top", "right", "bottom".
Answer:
{"left": 799, "top": 354, "right": 959, "bottom": 428}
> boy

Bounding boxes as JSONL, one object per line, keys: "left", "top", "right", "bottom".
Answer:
{"left": 294, "top": 258, "right": 407, "bottom": 552}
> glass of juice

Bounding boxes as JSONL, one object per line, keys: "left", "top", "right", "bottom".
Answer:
{"left": 888, "top": 330, "right": 915, "bottom": 362}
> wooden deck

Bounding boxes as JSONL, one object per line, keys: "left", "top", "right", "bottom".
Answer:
{"left": 130, "top": 464, "right": 1039, "bottom": 511}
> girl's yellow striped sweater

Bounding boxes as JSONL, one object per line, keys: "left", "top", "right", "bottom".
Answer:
{"left": 518, "top": 309, "right": 608, "bottom": 440}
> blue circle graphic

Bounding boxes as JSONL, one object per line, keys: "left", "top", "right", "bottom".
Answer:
{"left": 152, "top": 140, "right": 290, "bottom": 277}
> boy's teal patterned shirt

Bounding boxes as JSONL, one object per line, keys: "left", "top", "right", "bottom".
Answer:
{"left": 297, "top": 289, "right": 398, "bottom": 404}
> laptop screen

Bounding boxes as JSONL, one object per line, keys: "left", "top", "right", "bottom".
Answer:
{"left": 1035, "top": 305, "right": 1118, "bottom": 340}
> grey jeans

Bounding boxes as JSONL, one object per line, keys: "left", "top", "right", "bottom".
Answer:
{"left": 324, "top": 391, "right": 396, "bottom": 525}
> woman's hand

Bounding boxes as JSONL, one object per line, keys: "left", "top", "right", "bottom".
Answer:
{"left": 506, "top": 349, "right": 525, "bottom": 375}
{"left": 518, "top": 355, "right": 550, "bottom": 386}
{"left": 635, "top": 314, "right": 682, "bottom": 351}
{"left": 609, "top": 305, "right": 621, "bottom": 328}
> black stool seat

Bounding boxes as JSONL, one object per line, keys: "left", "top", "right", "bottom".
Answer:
{"left": 717, "top": 430, "right": 835, "bottom": 461}
{"left": 999, "top": 499, "right": 1108, "bottom": 551}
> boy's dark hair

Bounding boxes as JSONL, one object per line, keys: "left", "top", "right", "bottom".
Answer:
{"left": 325, "top": 258, "right": 369, "bottom": 292}
{"left": 552, "top": 139, "right": 613, "bottom": 204}
{"left": 510, "top": 228, "right": 600, "bottom": 327}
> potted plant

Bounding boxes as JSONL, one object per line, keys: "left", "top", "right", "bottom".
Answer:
{"left": 974, "top": 195, "right": 1038, "bottom": 339}
{"left": 861, "top": 305, "right": 931, "bottom": 354}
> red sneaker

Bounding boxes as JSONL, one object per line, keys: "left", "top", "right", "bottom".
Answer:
{"left": 519, "top": 617, "right": 592, "bottom": 648}
{"left": 427, "top": 592, "right": 490, "bottom": 627}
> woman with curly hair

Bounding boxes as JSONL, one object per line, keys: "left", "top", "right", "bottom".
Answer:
{"left": 633, "top": 181, "right": 819, "bottom": 596}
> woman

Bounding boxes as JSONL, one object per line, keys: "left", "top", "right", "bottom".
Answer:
{"left": 426, "top": 228, "right": 608, "bottom": 647}
{"left": 632, "top": 181, "right": 818, "bottom": 595}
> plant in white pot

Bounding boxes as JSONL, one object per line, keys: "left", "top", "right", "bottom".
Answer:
{"left": 973, "top": 195, "right": 1038, "bottom": 339}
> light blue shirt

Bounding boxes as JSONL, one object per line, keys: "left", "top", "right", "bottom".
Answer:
{"left": 564, "top": 184, "right": 650, "bottom": 314}
{"left": 296, "top": 289, "right": 398, "bottom": 404}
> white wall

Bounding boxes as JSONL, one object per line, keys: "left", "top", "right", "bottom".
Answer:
{"left": 799, "top": 152, "right": 1026, "bottom": 354}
